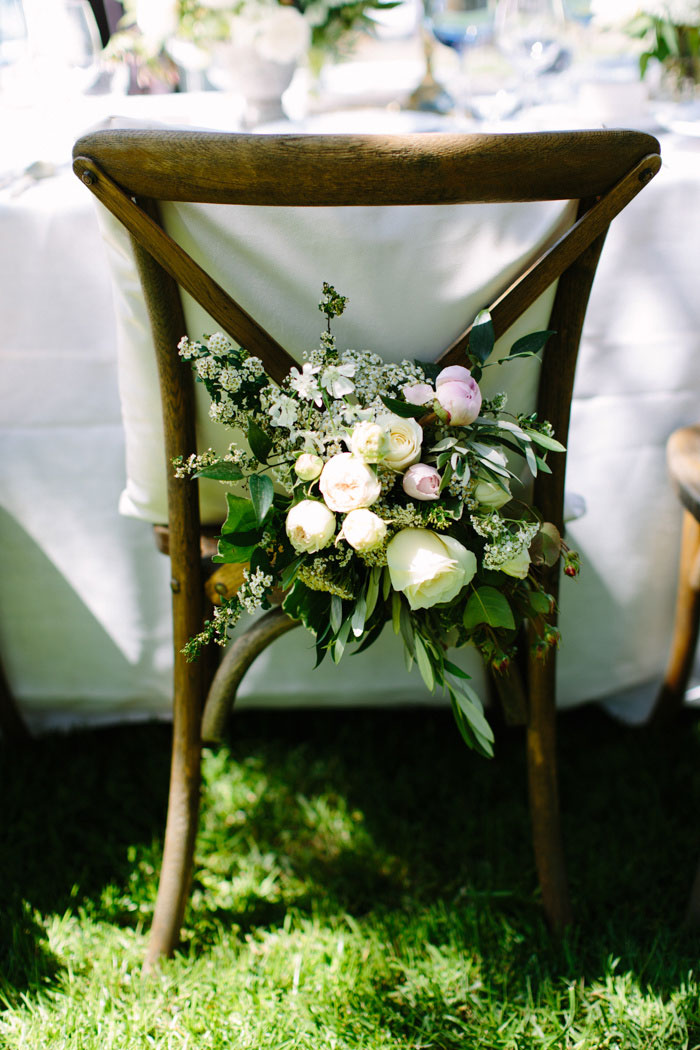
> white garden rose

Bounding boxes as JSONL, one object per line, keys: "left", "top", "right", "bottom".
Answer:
{"left": 387, "top": 528, "right": 476, "bottom": 611}
{"left": 380, "top": 414, "right": 423, "bottom": 472}
{"left": 294, "top": 453, "right": 324, "bottom": 481}
{"left": 285, "top": 500, "right": 336, "bottom": 553}
{"left": 319, "top": 453, "right": 381, "bottom": 512}
{"left": 341, "top": 508, "right": 387, "bottom": 552}
{"left": 350, "top": 421, "right": 390, "bottom": 463}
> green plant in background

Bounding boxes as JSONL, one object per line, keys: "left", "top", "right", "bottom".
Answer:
{"left": 592, "top": 1, "right": 700, "bottom": 92}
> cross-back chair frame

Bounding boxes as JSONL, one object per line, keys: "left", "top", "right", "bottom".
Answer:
{"left": 73, "top": 128, "right": 661, "bottom": 969}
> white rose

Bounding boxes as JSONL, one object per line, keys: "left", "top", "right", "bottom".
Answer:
{"left": 294, "top": 453, "right": 324, "bottom": 481}
{"left": 381, "top": 414, "right": 423, "bottom": 472}
{"left": 253, "top": 6, "right": 311, "bottom": 64}
{"left": 341, "top": 509, "right": 387, "bottom": 552}
{"left": 319, "top": 453, "right": 381, "bottom": 513}
{"left": 500, "top": 549, "right": 531, "bottom": 579}
{"left": 387, "top": 528, "right": 476, "bottom": 611}
{"left": 285, "top": 500, "right": 335, "bottom": 553}
{"left": 350, "top": 421, "right": 390, "bottom": 463}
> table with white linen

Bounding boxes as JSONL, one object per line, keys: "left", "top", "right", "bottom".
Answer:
{"left": 1, "top": 85, "right": 699, "bottom": 732}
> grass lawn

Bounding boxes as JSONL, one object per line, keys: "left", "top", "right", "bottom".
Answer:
{"left": 1, "top": 703, "right": 699, "bottom": 1048}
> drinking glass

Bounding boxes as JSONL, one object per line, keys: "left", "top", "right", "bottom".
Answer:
{"left": 425, "top": 0, "right": 493, "bottom": 117}
{"left": 494, "top": 0, "right": 567, "bottom": 104}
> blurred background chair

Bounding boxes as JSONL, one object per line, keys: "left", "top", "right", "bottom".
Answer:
{"left": 72, "top": 126, "right": 660, "bottom": 967}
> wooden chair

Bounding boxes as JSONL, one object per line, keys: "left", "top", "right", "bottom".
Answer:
{"left": 72, "top": 128, "right": 661, "bottom": 968}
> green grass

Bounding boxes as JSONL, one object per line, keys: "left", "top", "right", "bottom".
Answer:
{"left": 1, "top": 704, "right": 699, "bottom": 1048}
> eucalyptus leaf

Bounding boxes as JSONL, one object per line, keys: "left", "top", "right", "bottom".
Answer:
{"left": 430, "top": 437, "right": 458, "bottom": 453}
{"left": 392, "top": 591, "right": 402, "bottom": 635}
{"left": 365, "top": 567, "right": 380, "bottom": 621}
{"left": 280, "top": 555, "right": 303, "bottom": 591}
{"left": 194, "top": 462, "right": 244, "bottom": 482}
{"left": 351, "top": 595, "right": 367, "bottom": 638}
{"left": 399, "top": 602, "right": 415, "bottom": 656}
{"left": 454, "top": 682, "right": 495, "bottom": 747}
{"left": 221, "top": 493, "right": 258, "bottom": 535}
{"left": 380, "top": 395, "right": 427, "bottom": 420}
{"left": 330, "top": 594, "right": 343, "bottom": 634}
{"left": 249, "top": 473, "right": 274, "bottom": 524}
{"left": 414, "top": 634, "right": 435, "bottom": 691}
{"left": 469, "top": 310, "right": 495, "bottom": 365}
{"left": 352, "top": 618, "right": 386, "bottom": 654}
{"left": 524, "top": 429, "right": 566, "bottom": 453}
{"left": 508, "top": 329, "right": 555, "bottom": 358}
{"left": 247, "top": 420, "right": 273, "bottom": 464}
{"left": 382, "top": 567, "right": 392, "bottom": 602}
{"left": 443, "top": 658, "right": 472, "bottom": 680}
{"left": 463, "top": 587, "right": 516, "bottom": 631}
{"left": 524, "top": 441, "right": 538, "bottom": 477}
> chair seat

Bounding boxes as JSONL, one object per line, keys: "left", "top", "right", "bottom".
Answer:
{"left": 668, "top": 425, "right": 700, "bottom": 522}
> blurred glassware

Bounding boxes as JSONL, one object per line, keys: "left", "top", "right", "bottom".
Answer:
{"left": 495, "top": 0, "right": 568, "bottom": 104}
{"left": 0, "top": 0, "right": 28, "bottom": 95}
{"left": 425, "top": 0, "right": 494, "bottom": 116}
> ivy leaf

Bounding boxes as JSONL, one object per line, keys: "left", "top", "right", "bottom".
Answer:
{"left": 247, "top": 420, "right": 273, "bottom": 464}
{"left": 468, "top": 309, "right": 495, "bottom": 366}
{"left": 380, "top": 395, "right": 427, "bottom": 420}
{"left": 508, "top": 330, "right": 556, "bottom": 359}
{"left": 249, "top": 474, "right": 274, "bottom": 524}
{"left": 463, "top": 587, "right": 516, "bottom": 631}
{"left": 194, "top": 462, "right": 244, "bottom": 482}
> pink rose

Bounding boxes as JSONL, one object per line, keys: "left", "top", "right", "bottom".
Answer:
{"left": 402, "top": 463, "right": 441, "bottom": 501}
{"left": 436, "top": 377, "right": 482, "bottom": 426}
{"left": 435, "top": 365, "right": 472, "bottom": 387}
{"left": 403, "top": 382, "right": 435, "bottom": 406}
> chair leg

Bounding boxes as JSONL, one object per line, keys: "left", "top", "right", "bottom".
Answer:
{"left": 144, "top": 674, "right": 203, "bottom": 972}
{"left": 144, "top": 608, "right": 297, "bottom": 970}
{"left": 652, "top": 510, "right": 700, "bottom": 726}
{"left": 526, "top": 649, "right": 572, "bottom": 933}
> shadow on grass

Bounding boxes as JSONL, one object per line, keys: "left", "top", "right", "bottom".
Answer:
{"left": 1, "top": 704, "right": 699, "bottom": 1009}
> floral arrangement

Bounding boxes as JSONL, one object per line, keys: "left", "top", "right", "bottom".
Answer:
{"left": 176, "top": 285, "right": 579, "bottom": 757}
{"left": 591, "top": 0, "right": 700, "bottom": 89}
{"left": 107, "top": 0, "right": 397, "bottom": 87}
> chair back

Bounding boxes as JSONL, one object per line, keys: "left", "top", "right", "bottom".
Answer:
{"left": 72, "top": 127, "right": 661, "bottom": 708}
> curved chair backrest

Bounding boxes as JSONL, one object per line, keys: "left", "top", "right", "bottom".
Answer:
{"left": 72, "top": 126, "right": 660, "bottom": 711}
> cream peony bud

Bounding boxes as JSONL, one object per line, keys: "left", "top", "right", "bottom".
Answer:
{"left": 285, "top": 500, "right": 336, "bottom": 553}
{"left": 319, "top": 453, "right": 381, "bottom": 513}
{"left": 402, "top": 463, "right": 441, "bottom": 501}
{"left": 387, "top": 528, "right": 476, "bottom": 610}
{"left": 380, "top": 414, "right": 423, "bottom": 471}
{"left": 350, "top": 421, "right": 390, "bottom": 463}
{"left": 341, "top": 508, "right": 387, "bottom": 552}
{"left": 500, "top": 549, "right": 531, "bottom": 579}
{"left": 435, "top": 365, "right": 472, "bottom": 388}
{"left": 435, "top": 377, "right": 482, "bottom": 426}
{"left": 294, "top": 453, "right": 324, "bottom": 481}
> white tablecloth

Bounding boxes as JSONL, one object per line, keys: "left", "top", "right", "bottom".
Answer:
{"left": 2, "top": 86, "right": 699, "bottom": 731}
